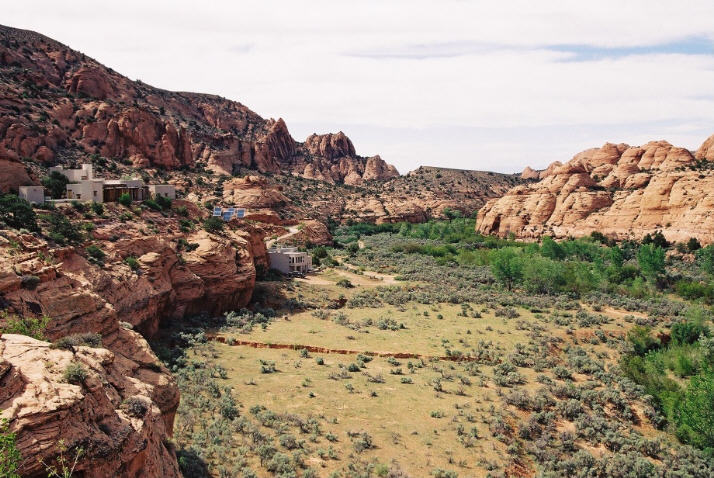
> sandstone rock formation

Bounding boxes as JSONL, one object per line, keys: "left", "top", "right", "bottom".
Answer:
{"left": 478, "top": 135, "right": 714, "bottom": 244}
{"left": 280, "top": 220, "right": 333, "bottom": 247}
{"left": 0, "top": 25, "right": 398, "bottom": 185}
{"left": 0, "top": 334, "right": 181, "bottom": 478}
{"left": 520, "top": 166, "right": 540, "bottom": 180}
{"left": 0, "top": 205, "right": 265, "bottom": 476}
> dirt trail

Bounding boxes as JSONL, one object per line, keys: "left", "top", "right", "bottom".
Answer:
{"left": 265, "top": 226, "right": 300, "bottom": 249}
{"left": 207, "top": 335, "right": 491, "bottom": 363}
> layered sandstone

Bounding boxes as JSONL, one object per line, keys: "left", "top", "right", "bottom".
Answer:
{"left": 0, "top": 204, "right": 264, "bottom": 476}
{"left": 478, "top": 135, "right": 714, "bottom": 244}
{"left": 0, "top": 25, "right": 398, "bottom": 191}
{"left": 0, "top": 334, "right": 181, "bottom": 478}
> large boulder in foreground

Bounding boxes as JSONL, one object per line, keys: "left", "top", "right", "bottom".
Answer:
{"left": 0, "top": 333, "right": 181, "bottom": 478}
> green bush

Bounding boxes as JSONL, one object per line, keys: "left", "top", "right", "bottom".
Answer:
{"left": 155, "top": 194, "right": 172, "bottom": 210}
{"left": 336, "top": 278, "right": 353, "bottom": 288}
{"left": 0, "top": 313, "right": 50, "bottom": 340}
{"left": 63, "top": 361, "right": 89, "bottom": 384}
{"left": 91, "top": 202, "right": 104, "bottom": 215}
{"left": 0, "top": 194, "right": 39, "bottom": 232}
{"left": 671, "top": 320, "right": 709, "bottom": 346}
{"left": 45, "top": 212, "right": 82, "bottom": 244}
{"left": 627, "top": 325, "right": 660, "bottom": 356}
{"left": 125, "top": 256, "right": 140, "bottom": 270}
{"left": 51, "top": 333, "right": 102, "bottom": 350}
{"left": 118, "top": 193, "right": 132, "bottom": 207}
{"left": 42, "top": 171, "right": 69, "bottom": 199}
{"left": 0, "top": 418, "right": 21, "bottom": 478}
{"left": 142, "top": 199, "right": 161, "bottom": 211}
{"left": 203, "top": 217, "right": 225, "bottom": 233}
{"left": 123, "top": 396, "right": 149, "bottom": 418}
{"left": 85, "top": 245, "right": 106, "bottom": 261}
{"left": 674, "top": 367, "right": 714, "bottom": 449}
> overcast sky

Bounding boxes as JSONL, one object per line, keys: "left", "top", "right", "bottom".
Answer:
{"left": 5, "top": 1, "right": 714, "bottom": 174}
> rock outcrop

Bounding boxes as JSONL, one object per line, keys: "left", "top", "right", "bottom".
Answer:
{"left": 477, "top": 135, "right": 714, "bottom": 244}
{"left": 0, "top": 25, "right": 398, "bottom": 185}
{"left": 0, "top": 205, "right": 265, "bottom": 477}
{"left": 0, "top": 334, "right": 181, "bottom": 478}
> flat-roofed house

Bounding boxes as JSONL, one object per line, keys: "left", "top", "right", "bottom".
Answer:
{"left": 18, "top": 186, "right": 45, "bottom": 205}
{"left": 103, "top": 179, "right": 149, "bottom": 202}
{"left": 66, "top": 179, "right": 105, "bottom": 202}
{"left": 148, "top": 184, "right": 176, "bottom": 200}
{"left": 49, "top": 164, "right": 94, "bottom": 182}
{"left": 268, "top": 246, "right": 312, "bottom": 274}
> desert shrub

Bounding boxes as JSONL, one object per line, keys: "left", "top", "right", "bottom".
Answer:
{"left": 20, "top": 275, "right": 40, "bottom": 290}
{"left": 675, "top": 280, "right": 714, "bottom": 303}
{"left": 91, "top": 202, "right": 104, "bottom": 215}
{"left": 46, "top": 212, "right": 82, "bottom": 244}
{"left": 125, "top": 256, "right": 140, "bottom": 270}
{"left": 522, "top": 256, "right": 566, "bottom": 294}
{"left": 671, "top": 320, "right": 709, "bottom": 346}
{"left": 0, "top": 418, "right": 21, "bottom": 478}
{"left": 51, "top": 333, "right": 102, "bottom": 350}
{"left": 63, "top": 361, "right": 89, "bottom": 384}
{"left": 627, "top": 326, "right": 660, "bottom": 356}
{"left": 123, "top": 396, "right": 149, "bottom": 418}
{"left": 85, "top": 244, "right": 105, "bottom": 262}
{"left": 336, "top": 278, "right": 354, "bottom": 288}
{"left": 155, "top": 194, "right": 172, "bottom": 210}
{"left": 142, "top": 198, "right": 161, "bottom": 211}
{"left": 203, "top": 217, "right": 224, "bottom": 233}
{"left": 0, "top": 194, "right": 39, "bottom": 232}
{"left": 1, "top": 313, "right": 50, "bottom": 340}
{"left": 259, "top": 360, "right": 276, "bottom": 374}
{"left": 118, "top": 193, "right": 132, "bottom": 206}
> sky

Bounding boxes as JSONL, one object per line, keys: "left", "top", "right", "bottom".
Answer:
{"left": 4, "top": 1, "right": 714, "bottom": 174}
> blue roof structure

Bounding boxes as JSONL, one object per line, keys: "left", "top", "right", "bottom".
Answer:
{"left": 236, "top": 209, "right": 245, "bottom": 218}
{"left": 213, "top": 207, "right": 222, "bottom": 216}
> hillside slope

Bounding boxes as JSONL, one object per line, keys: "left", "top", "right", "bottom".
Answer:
{"left": 0, "top": 25, "right": 398, "bottom": 190}
{"left": 477, "top": 135, "right": 714, "bottom": 244}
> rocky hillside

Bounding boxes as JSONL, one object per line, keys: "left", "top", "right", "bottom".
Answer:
{"left": 0, "top": 25, "right": 398, "bottom": 191}
{"left": 478, "top": 134, "right": 714, "bottom": 244}
{"left": 0, "top": 199, "right": 268, "bottom": 476}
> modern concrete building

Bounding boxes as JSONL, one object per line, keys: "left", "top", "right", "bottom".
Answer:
{"left": 148, "top": 184, "right": 176, "bottom": 200}
{"left": 18, "top": 186, "right": 46, "bottom": 205}
{"left": 49, "top": 164, "right": 93, "bottom": 182}
{"left": 268, "top": 246, "right": 312, "bottom": 274}
{"left": 66, "top": 179, "right": 105, "bottom": 202}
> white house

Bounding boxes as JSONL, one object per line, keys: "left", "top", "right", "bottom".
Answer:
{"left": 49, "top": 164, "right": 94, "bottom": 182}
{"left": 268, "top": 246, "right": 312, "bottom": 274}
{"left": 66, "top": 179, "right": 105, "bottom": 202}
{"left": 18, "top": 186, "right": 45, "bottom": 205}
{"left": 148, "top": 184, "right": 176, "bottom": 200}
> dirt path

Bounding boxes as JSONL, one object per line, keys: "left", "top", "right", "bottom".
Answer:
{"left": 265, "top": 226, "right": 300, "bottom": 249}
{"left": 341, "top": 263, "right": 397, "bottom": 284}
{"left": 207, "top": 335, "right": 493, "bottom": 363}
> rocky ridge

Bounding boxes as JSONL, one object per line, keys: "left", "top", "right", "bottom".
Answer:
{"left": 478, "top": 134, "right": 714, "bottom": 244}
{"left": 0, "top": 24, "right": 398, "bottom": 193}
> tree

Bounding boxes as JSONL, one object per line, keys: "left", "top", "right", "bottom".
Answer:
{"left": 687, "top": 237, "right": 702, "bottom": 253}
{"left": 0, "top": 194, "right": 39, "bottom": 232}
{"left": 489, "top": 247, "right": 523, "bottom": 291}
{"left": 46, "top": 213, "right": 82, "bottom": 244}
{"left": 675, "top": 367, "right": 714, "bottom": 449}
{"left": 522, "top": 256, "right": 566, "bottom": 294}
{"left": 540, "top": 236, "right": 565, "bottom": 260}
{"left": 637, "top": 244, "right": 665, "bottom": 281}
{"left": 697, "top": 245, "right": 714, "bottom": 275}
{"left": 0, "top": 418, "right": 21, "bottom": 478}
{"left": 42, "top": 171, "right": 69, "bottom": 199}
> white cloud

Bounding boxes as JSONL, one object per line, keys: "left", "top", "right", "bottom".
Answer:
{"left": 4, "top": 1, "right": 714, "bottom": 173}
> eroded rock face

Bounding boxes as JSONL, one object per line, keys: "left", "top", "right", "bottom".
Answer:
{"left": 0, "top": 214, "right": 264, "bottom": 477}
{"left": 0, "top": 334, "right": 181, "bottom": 478}
{"left": 282, "top": 220, "right": 333, "bottom": 247}
{"left": 0, "top": 157, "right": 34, "bottom": 193}
{"left": 477, "top": 135, "right": 714, "bottom": 244}
{"left": 0, "top": 25, "right": 398, "bottom": 184}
